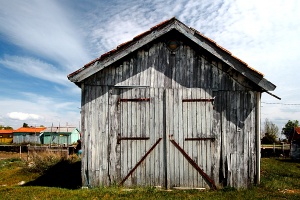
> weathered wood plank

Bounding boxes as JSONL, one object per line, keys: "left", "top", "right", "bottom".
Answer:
{"left": 211, "top": 90, "right": 220, "bottom": 187}
{"left": 147, "top": 88, "right": 154, "bottom": 185}
{"left": 108, "top": 88, "right": 119, "bottom": 183}
{"left": 173, "top": 89, "right": 180, "bottom": 186}
{"left": 195, "top": 89, "right": 202, "bottom": 187}
{"left": 236, "top": 91, "right": 242, "bottom": 188}
{"left": 103, "top": 86, "right": 109, "bottom": 185}
{"left": 119, "top": 89, "right": 126, "bottom": 185}
{"left": 206, "top": 89, "right": 212, "bottom": 188}
{"left": 144, "top": 88, "right": 150, "bottom": 185}
{"left": 88, "top": 84, "right": 94, "bottom": 185}
{"left": 191, "top": 89, "right": 198, "bottom": 187}
{"left": 250, "top": 91, "right": 256, "bottom": 184}
{"left": 135, "top": 89, "right": 141, "bottom": 185}
{"left": 125, "top": 88, "right": 133, "bottom": 186}
{"left": 165, "top": 89, "right": 172, "bottom": 187}
{"left": 158, "top": 88, "right": 164, "bottom": 187}
{"left": 92, "top": 79, "right": 98, "bottom": 186}
{"left": 177, "top": 88, "right": 184, "bottom": 187}
{"left": 181, "top": 88, "right": 188, "bottom": 186}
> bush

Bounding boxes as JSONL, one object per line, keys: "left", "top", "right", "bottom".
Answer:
{"left": 23, "top": 152, "right": 63, "bottom": 174}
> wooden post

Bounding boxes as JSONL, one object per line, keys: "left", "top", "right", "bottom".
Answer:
{"left": 282, "top": 142, "right": 284, "bottom": 157}
{"left": 256, "top": 92, "right": 261, "bottom": 185}
{"left": 19, "top": 145, "right": 21, "bottom": 159}
{"left": 27, "top": 145, "right": 29, "bottom": 161}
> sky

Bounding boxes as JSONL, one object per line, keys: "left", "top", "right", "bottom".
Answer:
{"left": 0, "top": 0, "right": 299, "bottom": 136}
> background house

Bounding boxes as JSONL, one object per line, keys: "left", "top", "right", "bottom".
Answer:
{"left": 0, "top": 130, "right": 13, "bottom": 143}
{"left": 289, "top": 127, "right": 300, "bottom": 160}
{"left": 68, "top": 18, "right": 277, "bottom": 189}
{"left": 40, "top": 127, "right": 80, "bottom": 145}
{"left": 13, "top": 127, "right": 46, "bottom": 144}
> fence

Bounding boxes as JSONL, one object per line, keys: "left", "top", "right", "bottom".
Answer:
{"left": 261, "top": 143, "right": 290, "bottom": 158}
{"left": 0, "top": 145, "right": 75, "bottom": 159}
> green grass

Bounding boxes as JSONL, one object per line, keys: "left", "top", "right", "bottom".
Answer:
{"left": 0, "top": 158, "right": 300, "bottom": 199}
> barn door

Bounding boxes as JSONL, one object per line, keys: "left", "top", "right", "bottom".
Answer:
{"left": 116, "top": 87, "right": 216, "bottom": 189}
{"left": 165, "top": 88, "right": 216, "bottom": 189}
{"left": 117, "top": 87, "right": 165, "bottom": 187}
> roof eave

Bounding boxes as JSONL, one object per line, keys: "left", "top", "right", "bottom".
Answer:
{"left": 69, "top": 18, "right": 276, "bottom": 92}
{"left": 68, "top": 19, "right": 178, "bottom": 84}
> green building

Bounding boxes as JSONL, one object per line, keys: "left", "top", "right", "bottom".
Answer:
{"left": 40, "top": 127, "right": 80, "bottom": 145}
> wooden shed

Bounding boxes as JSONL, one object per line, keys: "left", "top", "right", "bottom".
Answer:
{"left": 13, "top": 127, "right": 46, "bottom": 144}
{"left": 68, "top": 18, "right": 277, "bottom": 189}
{"left": 40, "top": 127, "right": 80, "bottom": 145}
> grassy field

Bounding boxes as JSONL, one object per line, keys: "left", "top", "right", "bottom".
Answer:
{"left": 0, "top": 152, "right": 300, "bottom": 200}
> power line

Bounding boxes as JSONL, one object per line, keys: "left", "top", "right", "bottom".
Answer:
{"left": 261, "top": 102, "right": 300, "bottom": 106}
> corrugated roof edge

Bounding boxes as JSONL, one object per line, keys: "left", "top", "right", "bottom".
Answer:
{"left": 68, "top": 17, "right": 263, "bottom": 79}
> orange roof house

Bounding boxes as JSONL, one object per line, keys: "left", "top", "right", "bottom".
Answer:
{"left": 13, "top": 127, "right": 46, "bottom": 144}
{"left": 0, "top": 129, "right": 13, "bottom": 143}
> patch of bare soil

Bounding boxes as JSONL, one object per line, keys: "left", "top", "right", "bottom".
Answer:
{"left": 0, "top": 151, "right": 27, "bottom": 160}
{"left": 279, "top": 189, "right": 300, "bottom": 194}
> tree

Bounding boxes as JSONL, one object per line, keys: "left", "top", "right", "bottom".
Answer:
{"left": 0, "top": 125, "right": 13, "bottom": 130}
{"left": 22, "top": 123, "right": 29, "bottom": 127}
{"left": 282, "top": 120, "right": 299, "bottom": 139}
{"left": 261, "top": 119, "right": 279, "bottom": 144}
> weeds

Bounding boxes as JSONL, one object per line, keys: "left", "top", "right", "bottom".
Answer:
{"left": 0, "top": 157, "right": 300, "bottom": 199}
{"left": 23, "top": 152, "right": 63, "bottom": 174}
{"left": 0, "top": 157, "right": 23, "bottom": 170}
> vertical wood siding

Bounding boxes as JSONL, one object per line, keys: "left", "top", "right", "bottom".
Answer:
{"left": 81, "top": 40, "right": 258, "bottom": 189}
{"left": 13, "top": 135, "right": 41, "bottom": 144}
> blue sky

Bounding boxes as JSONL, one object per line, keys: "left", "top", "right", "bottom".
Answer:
{"left": 0, "top": 0, "right": 300, "bottom": 134}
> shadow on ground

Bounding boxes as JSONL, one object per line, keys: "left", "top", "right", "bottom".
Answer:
{"left": 24, "top": 160, "right": 82, "bottom": 189}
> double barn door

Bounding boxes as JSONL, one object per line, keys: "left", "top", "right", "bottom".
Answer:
{"left": 113, "top": 87, "right": 216, "bottom": 189}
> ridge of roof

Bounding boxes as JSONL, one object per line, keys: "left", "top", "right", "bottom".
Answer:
{"left": 42, "top": 127, "right": 78, "bottom": 132}
{"left": 14, "top": 127, "right": 46, "bottom": 133}
{"left": 68, "top": 17, "right": 264, "bottom": 80}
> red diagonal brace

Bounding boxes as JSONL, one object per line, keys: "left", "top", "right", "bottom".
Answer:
{"left": 119, "top": 138, "right": 162, "bottom": 186}
{"left": 170, "top": 139, "right": 217, "bottom": 190}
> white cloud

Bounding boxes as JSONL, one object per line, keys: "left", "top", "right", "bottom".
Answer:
{"left": 0, "top": 93, "right": 80, "bottom": 129}
{"left": 7, "top": 112, "right": 43, "bottom": 121}
{"left": 81, "top": 0, "right": 175, "bottom": 56}
{"left": 0, "top": 55, "right": 69, "bottom": 86}
{"left": 0, "top": 0, "right": 299, "bottom": 133}
{"left": 0, "top": 0, "right": 92, "bottom": 69}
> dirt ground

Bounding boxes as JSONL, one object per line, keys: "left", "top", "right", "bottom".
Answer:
{"left": 0, "top": 151, "right": 28, "bottom": 160}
